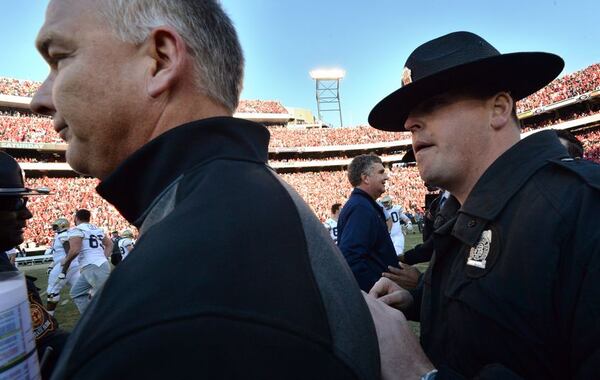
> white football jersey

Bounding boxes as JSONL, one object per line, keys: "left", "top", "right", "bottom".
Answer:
{"left": 323, "top": 218, "right": 338, "bottom": 243}
{"left": 118, "top": 238, "right": 134, "bottom": 260}
{"left": 68, "top": 223, "right": 108, "bottom": 267}
{"left": 51, "top": 230, "right": 70, "bottom": 263}
{"left": 384, "top": 205, "right": 412, "bottom": 238}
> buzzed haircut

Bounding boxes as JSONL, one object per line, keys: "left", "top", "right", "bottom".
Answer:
{"left": 100, "top": 0, "right": 244, "bottom": 113}
{"left": 75, "top": 209, "right": 91, "bottom": 223}
{"left": 347, "top": 154, "right": 383, "bottom": 187}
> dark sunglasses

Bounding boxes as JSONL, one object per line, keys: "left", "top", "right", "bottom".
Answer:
{"left": 0, "top": 197, "right": 28, "bottom": 212}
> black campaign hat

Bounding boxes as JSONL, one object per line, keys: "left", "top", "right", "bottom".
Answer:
{"left": 369, "top": 31, "right": 564, "bottom": 131}
{"left": 0, "top": 151, "right": 50, "bottom": 197}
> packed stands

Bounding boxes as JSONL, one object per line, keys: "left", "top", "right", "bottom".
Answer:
{"left": 237, "top": 100, "right": 288, "bottom": 114}
{"left": 521, "top": 107, "right": 600, "bottom": 132}
{"left": 269, "top": 125, "right": 410, "bottom": 148}
{"left": 516, "top": 63, "right": 600, "bottom": 113}
{"left": 580, "top": 128, "right": 600, "bottom": 163}
{"left": 0, "top": 113, "right": 58, "bottom": 143}
{"left": 0, "top": 77, "right": 40, "bottom": 97}
{"left": 280, "top": 166, "right": 427, "bottom": 221}
{"left": 23, "top": 177, "right": 133, "bottom": 247}
{"left": 2, "top": 63, "right": 600, "bottom": 248}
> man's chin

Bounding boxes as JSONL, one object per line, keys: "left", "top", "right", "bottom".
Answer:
{"left": 66, "top": 149, "right": 93, "bottom": 177}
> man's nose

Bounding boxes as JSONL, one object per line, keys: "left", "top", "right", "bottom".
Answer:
{"left": 30, "top": 76, "right": 55, "bottom": 117}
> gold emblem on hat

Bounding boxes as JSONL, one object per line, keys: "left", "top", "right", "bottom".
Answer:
{"left": 467, "top": 229, "right": 491, "bottom": 269}
{"left": 401, "top": 67, "right": 412, "bottom": 86}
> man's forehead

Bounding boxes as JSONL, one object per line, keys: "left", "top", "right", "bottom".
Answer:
{"left": 36, "top": 0, "right": 101, "bottom": 44}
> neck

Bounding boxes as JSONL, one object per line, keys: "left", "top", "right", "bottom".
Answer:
{"left": 450, "top": 130, "right": 520, "bottom": 205}
{"left": 356, "top": 185, "right": 377, "bottom": 200}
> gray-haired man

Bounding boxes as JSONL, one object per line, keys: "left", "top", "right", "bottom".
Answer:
{"left": 32, "top": 1, "right": 380, "bottom": 379}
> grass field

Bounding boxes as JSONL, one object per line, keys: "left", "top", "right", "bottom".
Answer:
{"left": 19, "top": 231, "right": 428, "bottom": 334}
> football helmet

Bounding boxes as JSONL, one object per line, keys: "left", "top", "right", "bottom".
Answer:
{"left": 121, "top": 229, "right": 134, "bottom": 239}
{"left": 52, "top": 218, "right": 70, "bottom": 232}
{"left": 380, "top": 195, "right": 393, "bottom": 210}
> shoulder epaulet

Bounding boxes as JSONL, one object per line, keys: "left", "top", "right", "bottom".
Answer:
{"left": 548, "top": 158, "right": 600, "bottom": 192}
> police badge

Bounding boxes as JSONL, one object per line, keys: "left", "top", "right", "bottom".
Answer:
{"left": 401, "top": 67, "right": 412, "bottom": 86}
{"left": 467, "top": 229, "right": 492, "bottom": 269}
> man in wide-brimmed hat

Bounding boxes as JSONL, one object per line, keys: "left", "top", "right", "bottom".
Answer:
{"left": 367, "top": 31, "right": 600, "bottom": 379}
{"left": 0, "top": 151, "right": 67, "bottom": 379}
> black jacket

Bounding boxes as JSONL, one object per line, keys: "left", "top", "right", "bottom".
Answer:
{"left": 50, "top": 118, "right": 380, "bottom": 379}
{"left": 337, "top": 188, "right": 399, "bottom": 291}
{"left": 408, "top": 131, "right": 600, "bottom": 379}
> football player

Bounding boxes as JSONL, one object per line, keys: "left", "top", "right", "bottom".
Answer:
{"left": 380, "top": 195, "right": 413, "bottom": 255}
{"left": 61, "top": 209, "right": 112, "bottom": 313}
{"left": 323, "top": 203, "right": 341, "bottom": 244}
{"left": 118, "top": 229, "right": 135, "bottom": 260}
{"left": 46, "top": 217, "right": 81, "bottom": 316}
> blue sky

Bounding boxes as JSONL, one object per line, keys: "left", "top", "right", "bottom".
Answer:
{"left": 1, "top": 0, "right": 598, "bottom": 126}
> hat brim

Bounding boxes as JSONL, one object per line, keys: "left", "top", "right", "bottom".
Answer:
{"left": 0, "top": 188, "right": 50, "bottom": 197}
{"left": 368, "top": 52, "right": 564, "bottom": 131}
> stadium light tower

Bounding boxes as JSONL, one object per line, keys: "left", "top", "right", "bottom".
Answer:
{"left": 309, "top": 68, "right": 345, "bottom": 127}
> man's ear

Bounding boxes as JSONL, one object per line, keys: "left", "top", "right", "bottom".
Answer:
{"left": 144, "top": 26, "right": 189, "bottom": 98}
{"left": 490, "top": 92, "right": 514, "bottom": 130}
{"left": 361, "top": 172, "right": 369, "bottom": 185}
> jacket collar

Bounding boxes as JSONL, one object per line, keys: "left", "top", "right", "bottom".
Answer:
{"left": 450, "top": 130, "right": 568, "bottom": 246}
{"left": 352, "top": 188, "right": 387, "bottom": 220}
{"left": 97, "top": 117, "right": 269, "bottom": 226}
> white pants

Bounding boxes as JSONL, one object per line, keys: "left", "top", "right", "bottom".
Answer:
{"left": 47, "top": 262, "right": 81, "bottom": 296}
{"left": 391, "top": 233, "right": 405, "bottom": 255}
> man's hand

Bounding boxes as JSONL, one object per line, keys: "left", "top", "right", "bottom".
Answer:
{"left": 370, "top": 277, "right": 414, "bottom": 311}
{"left": 362, "top": 292, "right": 434, "bottom": 380}
{"left": 383, "top": 263, "right": 421, "bottom": 289}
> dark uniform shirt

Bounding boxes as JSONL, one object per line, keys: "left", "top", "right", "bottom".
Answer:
{"left": 50, "top": 118, "right": 380, "bottom": 380}
{"left": 408, "top": 131, "right": 600, "bottom": 379}
{"left": 337, "top": 188, "right": 399, "bottom": 291}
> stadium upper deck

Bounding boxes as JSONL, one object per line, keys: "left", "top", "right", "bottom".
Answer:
{"left": 0, "top": 62, "right": 599, "bottom": 169}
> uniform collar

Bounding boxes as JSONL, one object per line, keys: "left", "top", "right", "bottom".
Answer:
{"left": 97, "top": 117, "right": 269, "bottom": 226}
{"left": 452, "top": 130, "right": 568, "bottom": 246}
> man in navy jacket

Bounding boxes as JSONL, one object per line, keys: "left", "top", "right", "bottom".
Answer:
{"left": 337, "top": 154, "right": 399, "bottom": 291}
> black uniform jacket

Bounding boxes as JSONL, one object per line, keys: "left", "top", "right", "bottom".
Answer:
{"left": 408, "top": 131, "right": 600, "bottom": 379}
{"left": 50, "top": 117, "right": 380, "bottom": 380}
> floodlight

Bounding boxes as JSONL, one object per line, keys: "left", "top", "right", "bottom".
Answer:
{"left": 309, "top": 68, "right": 346, "bottom": 80}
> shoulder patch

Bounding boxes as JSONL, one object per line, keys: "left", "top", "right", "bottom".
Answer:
{"left": 548, "top": 158, "right": 600, "bottom": 192}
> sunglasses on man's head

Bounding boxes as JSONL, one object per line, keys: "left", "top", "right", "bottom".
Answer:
{"left": 0, "top": 197, "right": 28, "bottom": 211}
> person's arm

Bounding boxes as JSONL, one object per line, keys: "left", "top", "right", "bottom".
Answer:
{"left": 62, "top": 237, "right": 82, "bottom": 274}
{"left": 402, "top": 235, "right": 434, "bottom": 265}
{"left": 102, "top": 236, "right": 113, "bottom": 258}
{"left": 362, "top": 292, "right": 434, "bottom": 380}
{"left": 401, "top": 213, "right": 413, "bottom": 231}
{"left": 383, "top": 263, "right": 421, "bottom": 289}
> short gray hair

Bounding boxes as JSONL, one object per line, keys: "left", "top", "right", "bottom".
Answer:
{"left": 100, "top": 0, "right": 244, "bottom": 113}
{"left": 347, "top": 154, "right": 382, "bottom": 187}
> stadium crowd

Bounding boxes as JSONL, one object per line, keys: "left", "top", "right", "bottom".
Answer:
{"left": 18, "top": 166, "right": 426, "bottom": 248}
{"left": 0, "top": 76, "right": 40, "bottom": 97}
{"left": 521, "top": 107, "right": 600, "bottom": 132}
{"left": 516, "top": 63, "right": 600, "bottom": 113}
{"left": 22, "top": 177, "right": 133, "bottom": 247}
{"left": 280, "top": 165, "right": 427, "bottom": 221}
{"left": 269, "top": 125, "right": 410, "bottom": 148}
{"left": 236, "top": 99, "right": 288, "bottom": 114}
{"left": 0, "top": 113, "right": 59, "bottom": 143}
{"left": 581, "top": 128, "right": 600, "bottom": 163}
